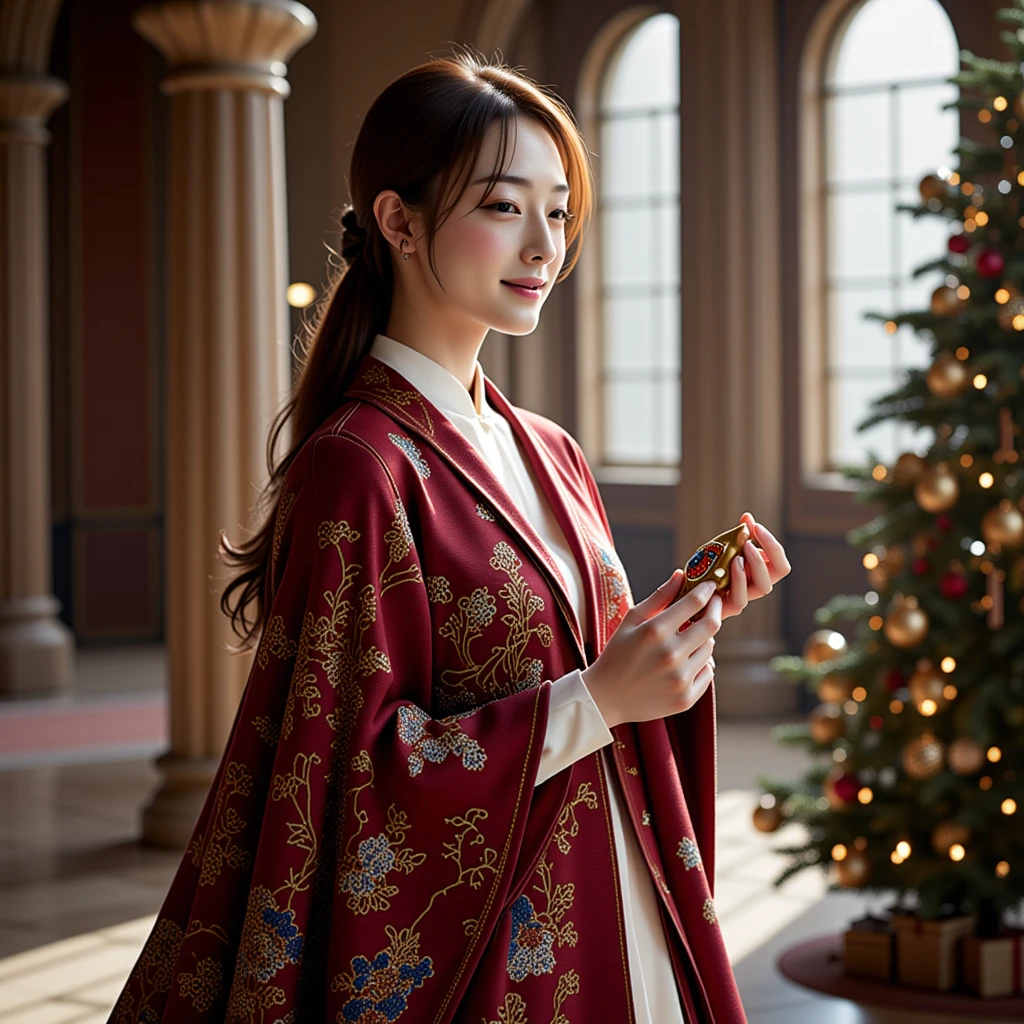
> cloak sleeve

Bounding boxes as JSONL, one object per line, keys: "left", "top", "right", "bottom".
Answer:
{"left": 112, "top": 431, "right": 564, "bottom": 1023}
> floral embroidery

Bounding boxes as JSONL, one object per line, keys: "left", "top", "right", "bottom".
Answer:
{"left": 641, "top": 810, "right": 651, "bottom": 826}
{"left": 198, "top": 761, "right": 254, "bottom": 886}
{"left": 110, "top": 916, "right": 183, "bottom": 1023}
{"left": 476, "top": 502, "right": 496, "bottom": 522}
{"left": 437, "top": 541, "right": 554, "bottom": 703}
{"left": 507, "top": 895, "right": 556, "bottom": 981}
{"left": 360, "top": 364, "right": 435, "bottom": 436}
{"left": 389, "top": 432, "right": 430, "bottom": 479}
{"left": 256, "top": 614, "right": 297, "bottom": 670}
{"left": 703, "top": 897, "right": 717, "bottom": 924}
{"left": 396, "top": 704, "right": 487, "bottom": 776}
{"left": 178, "top": 957, "right": 224, "bottom": 1012}
{"left": 485, "top": 972, "right": 581, "bottom": 1024}
{"left": 425, "top": 575, "right": 453, "bottom": 603}
{"left": 271, "top": 491, "right": 297, "bottom": 579}
{"left": 597, "top": 546, "right": 631, "bottom": 623}
{"left": 551, "top": 783, "right": 599, "bottom": 856}
{"left": 676, "top": 836, "right": 703, "bottom": 872}
{"left": 251, "top": 715, "right": 280, "bottom": 745}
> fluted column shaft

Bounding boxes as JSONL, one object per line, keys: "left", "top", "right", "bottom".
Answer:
{"left": 0, "top": 0, "right": 74, "bottom": 696}
{"left": 133, "top": 0, "right": 316, "bottom": 847}
{"left": 676, "top": 0, "right": 792, "bottom": 715}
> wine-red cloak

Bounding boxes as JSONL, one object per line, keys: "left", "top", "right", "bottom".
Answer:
{"left": 110, "top": 352, "right": 747, "bottom": 1023}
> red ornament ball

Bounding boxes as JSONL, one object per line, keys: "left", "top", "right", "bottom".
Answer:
{"left": 939, "top": 571, "right": 969, "bottom": 600}
{"left": 912, "top": 557, "right": 930, "bottom": 575}
{"left": 935, "top": 514, "right": 952, "bottom": 532}
{"left": 976, "top": 248, "right": 1005, "bottom": 278}
{"left": 948, "top": 234, "right": 970, "bottom": 255}
{"left": 869, "top": 715, "right": 885, "bottom": 731}
{"left": 834, "top": 773, "right": 860, "bottom": 803}
{"left": 884, "top": 667, "right": 906, "bottom": 692}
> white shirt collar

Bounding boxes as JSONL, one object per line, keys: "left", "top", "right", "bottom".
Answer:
{"left": 369, "top": 333, "right": 492, "bottom": 422}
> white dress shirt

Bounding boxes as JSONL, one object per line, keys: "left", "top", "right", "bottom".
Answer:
{"left": 369, "top": 334, "right": 686, "bottom": 1024}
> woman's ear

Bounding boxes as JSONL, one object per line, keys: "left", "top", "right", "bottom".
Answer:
{"left": 373, "top": 190, "right": 418, "bottom": 257}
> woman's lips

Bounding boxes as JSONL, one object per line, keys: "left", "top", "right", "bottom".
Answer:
{"left": 502, "top": 282, "right": 542, "bottom": 299}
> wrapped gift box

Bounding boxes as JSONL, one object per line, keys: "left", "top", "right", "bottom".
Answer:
{"left": 843, "top": 914, "right": 894, "bottom": 981}
{"left": 962, "top": 929, "right": 1024, "bottom": 998}
{"left": 891, "top": 911, "right": 977, "bottom": 991}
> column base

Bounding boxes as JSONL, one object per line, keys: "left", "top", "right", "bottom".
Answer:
{"left": 142, "top": 752, "right": 220, "bottom": 849}
{"left": 713, "top": 636, "right": 795, "bottom": 717}
{"left": 0, "top": 595, "right": 74, "bottom": 697}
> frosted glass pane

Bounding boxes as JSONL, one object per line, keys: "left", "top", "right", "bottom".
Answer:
{"left": 655, "top": 112, "right": 679, "bottom": 196}
{"left": 602, "top": 207, "right": 653, "bottom": 287}
{"left": 602, "top": 13, "right": 679, "bottom": 114}
{"left": 600, "top": 116, "right": 651, "bottom": 199}
{"left": 656, "top": 292, "right": 681, "bottom": 371}
{"left": 829, "top": 287, "right": 896, "bottom": 370}
{"left": 654, "top": 202, "right": 680, "bottom": 285}
{"left": 828, "top": 373, "right": 899, "bottom": 468}
{"left": 604, "top": 295, "right": 655, "bottom": 371}
{"left": 896, "top": 185, "right": 949, "bottom": 278}
{"left": 898, "top": 84, "right": 959, "bottom": 180}
{"left": 655, "top": 377, "right": 681, "bottom": 463}
{"left": 829, "top": 91, "right": 890, "bottom": 184}
{"left": 829, "top": 0, "right": 959, "bottom": 88}
{"left": 605, "top": 378, "right": 656, "bottom": 463}
{"left": 895, "top": 327, "right": 933, "bottom": 370}
{"left": 828, "top": 190, "right": 894, "bottom": 279}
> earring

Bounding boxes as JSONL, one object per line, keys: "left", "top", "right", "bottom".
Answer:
{"left": 401, "top": 239, "right": 411, "bottom": 261}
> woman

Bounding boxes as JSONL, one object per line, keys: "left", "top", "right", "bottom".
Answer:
{"left": 111, "top": 50, "right": 790, "bottom": 1024}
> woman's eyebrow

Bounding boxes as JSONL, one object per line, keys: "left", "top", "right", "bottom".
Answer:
{"left": 472, "top": 173, "right": 569, "bottom": 194}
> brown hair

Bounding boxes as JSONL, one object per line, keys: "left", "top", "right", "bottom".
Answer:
{"left": 219, "top": 46, "right": 595, "bottom": 649}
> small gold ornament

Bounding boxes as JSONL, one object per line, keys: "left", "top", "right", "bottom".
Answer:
{"left": 836, "top": 848, "right": 871, "bottom": 888}
{"left": 678, "top": 522, "right": 751, "bottom": 596}
{"left": 982, "top": 500, "right": 1024, "bottom": 549}
{"left": 915, "top": 462, "right": 960, "bottom": 513}
{"left": 926, "top": 351, "right": 971, "bottom": 397}
{"left": 809, "top": 703, "right": 846, "bottom": 744}
{"left": 884, "top": 595, "right": 930, "bottom": 648}
{"left": 893, "top": 452, "right": 929, "bottom": 486}
{"left": 752, "top": 802, "right": 784, "bottom": 833}
{"left": 931, "top": 820, "right": 970, "bottom": 856}
{"left": 908, "top": 662, "right": 950, "bottom": 713}
{"left": 930, "top": 285, "right": 966, "bottom": 317}
{"left": 868, "top": 545, "right": 905, "bottom": 590}
{"left": 902, "top": 731, "right": 945, "bottom": 780}
{"left": 949, "top": 737, "right": 986, "bottom": 776}
{"left": 919, "top": 174, "right": 948, "bottom": 203}
{"left": 803, "top": 629, "right": 848, "bottom": 666}
{"left": 818, "top": 672, "right": 855, "bottom": 703}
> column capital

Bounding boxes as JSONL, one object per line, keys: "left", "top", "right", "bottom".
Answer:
{"left": 0, "top": 75, "right": 69, "bottom": 143}
{"left": 132, "top": 0, "right": 317, "bottom": 97}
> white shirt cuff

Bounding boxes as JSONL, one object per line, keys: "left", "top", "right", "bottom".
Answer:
{"left": 536, "top": 669, "right": 614, "bottom": 786}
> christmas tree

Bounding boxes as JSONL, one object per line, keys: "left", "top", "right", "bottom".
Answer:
{"left": 755, "top": 3, "right": 1024, "bottom": 936}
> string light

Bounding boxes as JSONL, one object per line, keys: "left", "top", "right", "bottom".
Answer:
{"left": 960, "top": 454, "right": 974, "bottom": 467}
{"left": 975, "top": 212, "right": 990, "bottom": 226}
{"left": 852, "top": 686, "right": 867, "bottom": 701}
{"left": 1002, "top": 798, "right": 1017, "bottom": 815}
{"left": 920, "top": 699, "right": 937, "bottom": 716}
{"left": 996, "top": 288, "right": 1011, "bottom": 304}
{"left": 872, "top": 464, "right": 887, "bottom": 481}
{"left": 962, "top": 182, "right": 975, "bottom": 195}
{"left": 884, "top": 320, "right": 897, "bottom": 334}
{"left": 858, "top": 787, "right": 874, "bottom": 804}
{"left": 980, "top": 472, "right": 995, "bottom": 488}
{"left": 979, "top": 109, "right": 993, "bottom": 123}
{"left": 981, "top": 776, "right": 993, "bottom": 790}
{"left": 956, "top": 346, "right": 970, "bottom": 359}
{"left": 988, "top": 746, "right": 1003, "bottom": 762}
{"left": 1014, "top": 313, "right": 1024, "bottom": 330}
{"left": 950, "top": 844, "right": 966, "bottom": 861}
{"left": 869, "top": 615, "right": 884, "bottom": 630}
{"left": 943, "top": 684, "right": 958, "bottom": 700}
{"left": 941, "top": 657, "right": 957, "bottom": 672}
{"left": 863, "top": 553, "right": 879, "bottom": 569}
{"left": 832, "top": 844, "right": 848, "bottom": 861}
{"left": 974, "top": 373, "right": 988, "bottom": 388}
{"left": 896, "top": 840, "right": 911, "bottom": 858}
{"left": 950, "top": 172, "right": 961, "bottom": 185}
{"left": 958, "top": 284, "right": 972, "bottom": 298}
{"left": 995, "top": 96, "right": 1009, "bottom": 111}
{"left": 889, "top": 699, "right": 904, "bottom": 713}
{"left": 997, "top": 861, "right": 1011, "bottom": 877}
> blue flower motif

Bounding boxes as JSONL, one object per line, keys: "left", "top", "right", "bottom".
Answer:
{"left": 396, "top": 705, "right": 428, "bottom": 744}
{"left": 339, "top": 868, "right": 376, "bottom": 896}
{"left": 460, "top": 743, "right": 486, "bottom": 771}
{"left": 341, "top": 950, "right": 434, "bottom": 1022}
{"left": 506, "top": 895, "right": 556, "bottom": 982}
{"left": 358, "top": 834, "right": 396, "bottom": 878}
{"left": 421, "top": 738, "right": 446, "bottom": 763}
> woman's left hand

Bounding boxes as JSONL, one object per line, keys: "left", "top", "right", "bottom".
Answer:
{"left": 719, "top": 512, "right": 792, "bottom": 621}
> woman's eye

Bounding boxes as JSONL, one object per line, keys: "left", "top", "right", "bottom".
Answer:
{"left": 487, "top": 201, "right": 570, "bottom": 221}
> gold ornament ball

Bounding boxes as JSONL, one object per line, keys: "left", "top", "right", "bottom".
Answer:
{"left": 982, "top": 501, "right": 1024, "bottom": 549}
{"left": 893, "top": 452, "right": 929, "bottom": 486}
{"left": 949, "top": 737, "right": 986, "bottom": 776}
{"left": 752, "top": 803, "right": 784, "bottom": 833}
{"left": 836, "top": 848, "right": 872, "bottom": 888}
{"left": 803, "top": 629, "right": 848, "bottom": 666}
{"left": 908, "top": 663, "right": 950, "bottom": 713}
{"left": 884, "top": 597, "right": 930, "bottom": 648}
{"left": 926, "top": 352, "right": 971, "bottom": 398}
{"left": 809, "top": 703, "right": 846, "bottom": 744}
{"left": 919, "top": 174, "right": 947, "bottom": 202}
{"left": 930, "top": 285, "right": 965, "bottom": 317}
{"left": 902, "top": 732, "right": 946, "bottom": 780}
{"left": 914, "top": 462, "right": 960, "bottom": 513}
{"left": 931, "top": 820, "right": 970, "bottom": 856}
{"left": 818, "top": 672, "right": 855, "bottom": 703}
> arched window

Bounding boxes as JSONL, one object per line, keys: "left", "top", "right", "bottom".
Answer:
{"left": 823, "top": 0, "right": 959, "bottom": 470}
{"left": 597, "top": 12, "right": 681, "bottom": 466}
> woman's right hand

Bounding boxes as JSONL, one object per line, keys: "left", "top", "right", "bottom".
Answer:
{"left": 581, "top": 572, "right": 722, "bottom": 729}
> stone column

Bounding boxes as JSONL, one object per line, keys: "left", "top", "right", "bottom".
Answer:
{"left": 676, "top": 0, "right": 793, "bottom": 716}
{"left": 0, "top": 0, "right": 75, "bottom": 697}
{"left": 133, "top": 0, "right": 316, "bottom": 847}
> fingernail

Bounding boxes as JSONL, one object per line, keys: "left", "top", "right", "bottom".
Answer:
{"left": 699, "top": 580, "right": 715, "bottom": 595}
{"left": 737, "top": 556, "right": 745, "bottom": 571}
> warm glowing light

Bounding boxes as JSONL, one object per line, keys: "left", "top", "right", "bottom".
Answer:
{"left": 956, "top": 346, "right": 970, "bottom": 360}
{"left": 981, "top": 560, "right": 994, "bottom": 573}
{"left": 980, "top": 595, "right": 994, "bottom": 609}
{"left": 960, "top": 454, "right": 974, "bottom": 468}
{"left": 950, "top": 172, "right": 961, "bottom": 185}
{"left": 974, "top": 373, "right": 988, "bottom": 389}
{"left": 988, "top": 746, "right": 1003, "bottom": 762}
{"left": 997, "top": 861, "right": 1011, "bottom": 877}
{"left": 995, "top": 96, "right": 1009, "bottom": 111}
{"left": 980, "top": 472, "right": 995, "bottom": 489}
{"left": 1014, "top": 313, "right": 1024, "bottom": 330}
{"left": 941, "top": 657, "right": 956, "bottom": 673}
{"left": 950, "top": 844, "right": 965, "bottom": 861}
{"left": 896, "top": 841, "right": 911, "bottom": 858}
{"left": 832, "top": 844, "right": 848, "bottom": 861}
{"left": 884, "top": 320, "right": 897, "bottom": 334}
{"left": 958, "top": 284, "right": 972, "bottom": 298}
{"left": 997, "top": 288, "right": 1011, "bottom": 304}
{"left": 863, "top": 553, "right": 879, "bottom": 570}
{"left": 981, "top": 776, "right": 993, "bottom": 789}
{"left": 286, "top": 282, "right": 317, "bottom": 308}
{"left": 891, "top": 851, "right": 904, "bottom": 864}
{"left": 889, "top": 699, "right": 904, "bottom": 713}
{"left": 979, "top": 109, "right": 993, "bottom": 123}
{"left": 858, "top": 787, "right": 874, "bottom": 804}
{"left": 852, "top": 686, "right": 867, "bottom": 702}
{"left": 843, "top": 699, "right": 858, "bottom": 715}
{"left": 962, "top": 182, "right": 974, "bottom": 195}
{"left": 1002, "top": 798, "right": 1017, "bottom": 815}
{"left": 975, "top": 211, "right": 990, "bottom": 226}
{"left": 943, "top": 684, "right": 958, "bottom": 700}
{"left": 872, "top": 464, "right": 887, "bottom": 481}
{"left": 965, "top": 221, "right": 978, "bottom": 233}
{"left": 920, "top": 699, "right": 937, "bottom": 716}
{"left": 869, "top": 615, "right": 883, "bottom": 631}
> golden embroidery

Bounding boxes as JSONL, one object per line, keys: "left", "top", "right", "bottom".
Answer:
{"left": 361, "top": 363, "right": 435, "bottom": 435}
{"left": 641, "top": 810, "right": 651, "bottom": 826}
{"left": 425, "top": 574, "right": 453, "bottom": 603}
{"left": 110, "top": 916, "right": 183, "bottom": 1023}
{"left": 551, "top": 783, "right": 599, "bottom": 856}
{"left": 703, "top": 896, "right": 717, "bottom": 924}
{"left": 437, "top": 541, "right": 554, "bottom": 703}
{"left": 251, "top": 715, "right": 280, "bottom": 745}
{"left": 484, "top": 971, "right": 581, "bottom": 1024}
{"left": 198, "top": 761, "right": 254, "bottom": 886}
{"left": 476, "top": 502, "right": 496, "bottom": 522}
{"left": 626, "top": 767, "right": 638, "bottom": 777}
{"left": 271, "top": 491, "right": 297, "bottom": 579}
{"left": 178, "top": 957, "right": 223, "bottom": 1012}
{"left": 255, "top": 614, "right": 297, "bottom": 670}
{"left": 397, "top": 704, "right": 486, "bottom": 776}
{"left": 270, "top": 751, "right": 322, "bottom": 905}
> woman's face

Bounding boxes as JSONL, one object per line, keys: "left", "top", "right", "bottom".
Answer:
{"left": 416, "top": 116, "right": 570, "bottom": 338}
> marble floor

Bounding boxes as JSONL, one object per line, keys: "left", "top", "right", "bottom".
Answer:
{"left": 0, "top": 655, "right": 999, "bottom": 1022}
